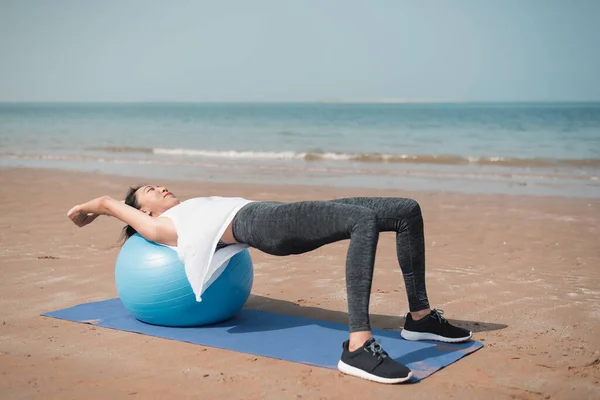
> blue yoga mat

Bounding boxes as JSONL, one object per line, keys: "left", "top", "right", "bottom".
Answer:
{"left": 42, "top": 298, "right": 483, "bottom": 382}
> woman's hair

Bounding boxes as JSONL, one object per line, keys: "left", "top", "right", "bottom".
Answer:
{"left": 119, "top": 185, "right": 143, "bottom": 243}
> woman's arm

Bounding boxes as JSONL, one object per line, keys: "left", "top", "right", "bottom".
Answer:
{"left": 67, "top": 196, "right": 178, "bottom": 245}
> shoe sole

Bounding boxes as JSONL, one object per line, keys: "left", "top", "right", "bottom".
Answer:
{"left": 400, "top": 329, "right": 473, "bottom": 343}
{"left": 337, "top": 360, "right": 413, "bottom": 384}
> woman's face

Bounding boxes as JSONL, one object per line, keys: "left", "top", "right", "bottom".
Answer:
{"left": 135, "top": 185, "right": 180, "bottom": 216}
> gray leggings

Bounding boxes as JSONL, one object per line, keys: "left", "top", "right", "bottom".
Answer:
{"left": 231, "top": 197, "right": 430, "bottom": 332}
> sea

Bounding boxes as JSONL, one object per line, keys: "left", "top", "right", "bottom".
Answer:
{"left": 1, "top": 102, "right": 599, "bottom": 198}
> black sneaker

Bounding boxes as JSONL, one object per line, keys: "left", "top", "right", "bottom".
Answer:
{"left": 401, "top": 309, "right": 472, "bottom": 343}
{"left": 337, "top": 338, "right": 413, "bottom": 384}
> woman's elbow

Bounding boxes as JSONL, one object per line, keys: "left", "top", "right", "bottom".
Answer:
{"left": 139, "top": 225, "right": 160, "bottom": 243}
{"left": 99, "top": 195, "right": 116, "bottom": 215}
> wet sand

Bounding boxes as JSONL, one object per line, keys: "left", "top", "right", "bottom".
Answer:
{"left": 1, "top": 167, "right": 599, "bottom": 399}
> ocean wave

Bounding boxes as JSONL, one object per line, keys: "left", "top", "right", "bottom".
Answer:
{"left": 3, "top": 152, "right": 599, "bottom": 182}
{"left": 154, "top": 148, "right": 304, "bottom": 160}
{"left": 83, "top": 146, "right": 600, "bottom": 168}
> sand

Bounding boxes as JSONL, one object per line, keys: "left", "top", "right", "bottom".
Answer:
{"left": 1, "top": 167, "right": 599, "bottom": 399}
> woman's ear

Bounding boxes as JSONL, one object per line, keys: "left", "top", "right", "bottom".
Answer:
{"left": 141, "top": 208, "right": 153, "bottom": 217}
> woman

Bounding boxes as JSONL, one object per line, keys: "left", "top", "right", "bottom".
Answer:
{"left": 67, "top": 185, "right": 472, "bottom": 384}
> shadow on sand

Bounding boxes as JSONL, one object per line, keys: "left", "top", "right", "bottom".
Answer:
{"left": 244, "top": 294, "right": 507, "bottom": 334}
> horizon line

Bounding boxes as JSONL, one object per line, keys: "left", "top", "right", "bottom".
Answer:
{"left": 1, "top": 99, "right": 600, "bottom": 104}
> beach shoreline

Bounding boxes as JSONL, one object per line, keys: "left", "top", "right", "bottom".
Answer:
{"left": 2, "top": 156, "right": 599, "bottom": 200}
{"left": 1, "top": 166, "right": 599, "bottom": 399}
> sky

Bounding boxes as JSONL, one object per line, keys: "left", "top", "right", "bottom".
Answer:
{"left": 1, "top": 0, "right": 599, "bottom": 102}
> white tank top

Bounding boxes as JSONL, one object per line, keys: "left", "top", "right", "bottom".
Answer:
{"left": 160, "top": 196, "right": 254, "bottom": 302}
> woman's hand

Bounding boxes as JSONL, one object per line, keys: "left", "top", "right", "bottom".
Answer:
{"left": 67, "top": 196, "right": 111, "bottom": 227}
{"left": 67, "top": 206, "right": 100, "bottom": 227}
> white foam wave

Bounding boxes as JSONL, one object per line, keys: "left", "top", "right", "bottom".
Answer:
{"left": 153, "top": 148, "right": 306, "bottom": 160}
{"left": 467, "top": 156, "right": 507, "bottom": 163}
{"left": 153, "top": 148, "right": 415, "bottom": 162}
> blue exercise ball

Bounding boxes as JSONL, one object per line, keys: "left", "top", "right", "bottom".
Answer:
{"left": 115, "top": 234, "right": 253, "bottom": 327}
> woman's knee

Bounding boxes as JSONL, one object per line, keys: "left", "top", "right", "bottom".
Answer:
{"left": 405, "top": 198, "right": 422, "bottom": 217}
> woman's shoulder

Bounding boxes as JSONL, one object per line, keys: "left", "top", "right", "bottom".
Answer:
{"left": 163, "top": 196, "right": 251, "bottom": 216}
{"left": 161, "top": 197, "right": 205, "bottom": 216}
